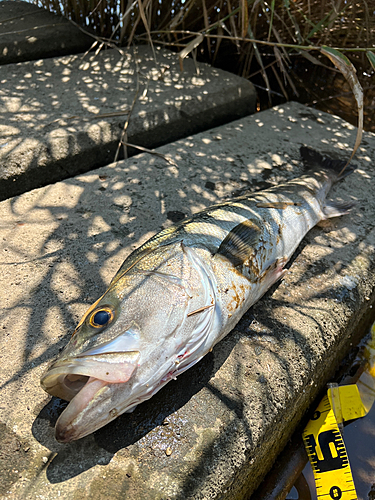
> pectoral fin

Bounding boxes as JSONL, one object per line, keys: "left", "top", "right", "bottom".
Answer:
{"left": 259, "top": 256, "right": 288, "bottom": 287}
{"left": 216, "top": 220, "right": 261, "bottom": 267}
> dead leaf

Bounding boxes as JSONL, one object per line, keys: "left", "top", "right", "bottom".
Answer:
{"left": 321, "top": 46, "right": 363, "bottom": 171}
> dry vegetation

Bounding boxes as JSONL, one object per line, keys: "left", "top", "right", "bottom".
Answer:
{"left": 31, "top": 0, "right": 374, "bottom": 128}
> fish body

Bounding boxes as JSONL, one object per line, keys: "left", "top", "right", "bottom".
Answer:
{"left": 41, "top": 147, "right": 354, "bottom": 442}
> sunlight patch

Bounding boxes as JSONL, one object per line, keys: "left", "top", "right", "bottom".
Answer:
{"left": 88, "top": 215, "right": 111, "bottom": 238}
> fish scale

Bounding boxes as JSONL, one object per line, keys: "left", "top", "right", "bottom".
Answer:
{"left": 41, "top": 146, "right": 356, "bottom": 442}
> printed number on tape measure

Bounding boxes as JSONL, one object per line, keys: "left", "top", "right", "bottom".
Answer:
{"left": 303, "top": 394, "right": 357, "bottom": 499}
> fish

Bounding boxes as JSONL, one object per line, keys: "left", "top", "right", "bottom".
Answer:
{"left": 41, "top": 146, "right": 355, "bottom": 442}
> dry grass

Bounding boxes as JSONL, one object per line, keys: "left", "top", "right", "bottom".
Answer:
{"left": 30, "top": 0, "right": 375, "bottom": 127}
{"left": 32, "top": 1, "right": 374, "bottom": 59}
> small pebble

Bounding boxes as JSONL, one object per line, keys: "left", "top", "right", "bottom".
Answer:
{"left": 165, "top": 447, "right": 172, "bottom": 456}
{"left": 42, "top": 456, "right": 48, "bottom": 464}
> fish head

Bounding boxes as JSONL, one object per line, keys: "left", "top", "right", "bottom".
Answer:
{"left": 41, "top": 245, "right": 192, "bottom": 442}
{"left": 40, "top": 282, "right": 142, "bottom": 442}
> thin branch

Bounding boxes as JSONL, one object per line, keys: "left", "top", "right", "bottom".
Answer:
{"left": 141, "top": 29, "right": 375, "bottom": 52}
{"left": 121, "top": 143, "right": 178, "bottom": 166}
{"left": 114, "top": 89, "right": 139, "bottom": 162}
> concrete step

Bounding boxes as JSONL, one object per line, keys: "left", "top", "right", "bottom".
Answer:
{"left": 0, "top": 0, "right": 93, "bottom": 64}
{"left": 1, "top": 101, "right": 374, "bottom": 499}
{"left": 0, "top": 45, "right": 256, "bottom": 201}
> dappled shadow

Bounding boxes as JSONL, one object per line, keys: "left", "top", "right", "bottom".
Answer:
{"left": 0, "top": 103, "right": 374, "bottom": 497}
{"left": 0, "top": 44, "right": 255, "bottom": 200}
{"left": 0, "top": 1, "right": 93, "bottom": 65}
{"left": 32, "top": 350, "right": 219, "bottom": 482}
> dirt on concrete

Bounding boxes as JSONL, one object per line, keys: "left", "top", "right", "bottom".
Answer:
{"left": 0, "top": 102, "right": 375, "bottom": 499}
{"left": 0, "top": 44, "right": 256, "bottom": 201}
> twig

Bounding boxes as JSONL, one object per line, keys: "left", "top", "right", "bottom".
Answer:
{"left": 114, "top": 89, "right": 139, "bottom": 162}
{"left": 0, "top": 10, "right": 45, "bottom": 24}
{"left": 66, "top": 18, "right": 127, "bottom": 57}
{"left": 121, "top": 142, "right": 178, "bottom": 166}
{"left": 137, "top": 0, "right": 157, "bottom": 62}
{"left": 140, "top": 29, "right": 375, "bottom": 52}
{"left": 109, "top": 0, "right": 138, "bottom": 42}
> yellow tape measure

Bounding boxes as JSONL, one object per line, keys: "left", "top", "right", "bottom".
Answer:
{"left": 303, "top": 385, "right": 367, "bottom": 500}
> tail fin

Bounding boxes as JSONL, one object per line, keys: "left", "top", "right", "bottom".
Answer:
{"left": 300, "top": 146, "right": 356, "bottom": 182}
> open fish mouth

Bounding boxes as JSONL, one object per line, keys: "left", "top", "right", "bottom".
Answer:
{"left": 41, "top": 351, "right": 140, "bottom": 442}
{"left": 41, "top": 351, "right": 140, "bottom": 400}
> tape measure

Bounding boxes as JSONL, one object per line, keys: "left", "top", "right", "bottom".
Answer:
{"left": 303, "top": 384, "right": 368, "bottom": 500}
{"left": 302, "top": 322, "right": 375, "bottom": 499}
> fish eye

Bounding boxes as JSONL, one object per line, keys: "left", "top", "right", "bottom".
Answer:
{"left": 89, "top": 308, "right": 114, "bottom": 328}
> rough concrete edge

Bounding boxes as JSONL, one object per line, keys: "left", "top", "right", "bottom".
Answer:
{"left": 0, "top": 78, "right": 256, "bottom": 201}
{"left": 222, "top": 230, "right": 375, "bottom": 498}
{"left": 2, "top": 102, "right": 374, "bottom": 499}
{"left": 251, "top": 292, "right": 375, "bottom": 500}
{"left": 40, "top": 118, "right": 375, "bottom": 499}
{"left": 245, "top": 300, "right": 375, "bottom": 499}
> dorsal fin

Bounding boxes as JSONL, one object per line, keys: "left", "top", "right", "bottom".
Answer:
{"left": 216, "top": 219, "right": 261, "bottom": 267}
{"left": 300, "top": 146, "right": 356, "bottom": 181}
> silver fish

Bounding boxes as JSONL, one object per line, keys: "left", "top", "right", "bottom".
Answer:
{"left": 41, "top": 147, "right": 355, "bottom": 442}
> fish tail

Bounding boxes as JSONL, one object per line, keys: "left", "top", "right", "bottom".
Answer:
{"left": 300, "top": 146, "right": 356, "bottom": 182}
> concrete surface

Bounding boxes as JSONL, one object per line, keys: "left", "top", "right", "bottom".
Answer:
{"left": 0, "top": 1, "right": 93, "bottom": 65}
{"left": 0, "top": 44, "right": 256, "bottom": 201}
{"left": 1, "top": 101, "right": 375, "bottom": 499}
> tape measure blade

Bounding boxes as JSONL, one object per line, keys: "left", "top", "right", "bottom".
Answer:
{"left": 303, "top": 394, "right": 358, "bottom": 500}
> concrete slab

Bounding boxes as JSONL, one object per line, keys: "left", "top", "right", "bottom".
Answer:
{"left": 0, "top": 1, "right": 93, "bottom": 65}
{"left": 0, "top": 45, "right": 256, "bottom": 201}
{"left": 1, "top": 101, "right": 375, "bottom": 499}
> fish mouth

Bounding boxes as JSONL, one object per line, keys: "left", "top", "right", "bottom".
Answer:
{"left": 41, "top": 351, "right": 140, "bottom": 443}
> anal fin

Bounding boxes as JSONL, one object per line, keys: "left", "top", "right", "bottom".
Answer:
{"left": 323, "top": 200, "right": 356, "bottom": 219}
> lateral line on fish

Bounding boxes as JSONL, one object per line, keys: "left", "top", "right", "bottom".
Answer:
{"left": 256, "top": 202, "right": 301, "bottom": 208}
{"left": 187, "top": 304, "right": 215, "bottom": 317}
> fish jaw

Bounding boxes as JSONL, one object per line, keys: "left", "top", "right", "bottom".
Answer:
{"left": 41, "top": 351, "right": 140, "bottom": 399}
{"left": 40, "top": 351, "right": 140, "bottom": 442}
{"left": 55, "top": 377, "right": 111, "bottom": 442}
